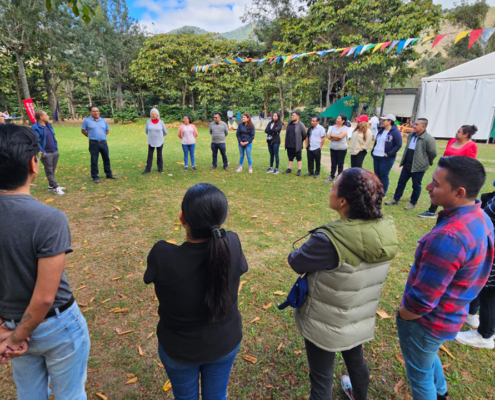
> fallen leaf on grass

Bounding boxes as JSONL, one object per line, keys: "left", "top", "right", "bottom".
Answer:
{"left": 241, "top": 355, "right": 258, "bottom": 364}
{"left": 118, "top": 293, "right": 127, "bottom": 298}
{"left": 116, "top": 329, "right": 134, "bottom": 336}
{"left": 393, "top": 379, "right": 404, "bottom": 393}
{"left": 75, "top": 285, "right": 87, "bottom": 292}
{"left": 238, "top": 280, "right": 248, "bottom": 295}
{"left": 138, "top": 346, "right": 143, "bottom": 356}
{"left": 251, "top": 215, "right": 258, "bottom": 218}
{"left": 101, "top": 298, "right": 111, "bottom": 304}
{"left": 273, "top": 291, "right": 287, "bottom": 296}
{"left": 126, "top": 376, "right": 138, "bottom": 384}
{"left": 442, "top": 363, "right": 452, "bottom": 370}
{"left": 376, "top": 309, "right": 392, "bottom": 319}
{"left": 110, "top": 307, "right": 129, "bottom": 313}
{"left": 114, "top": 206, "right": 121, "bottom": 212}
{"left": 294, "top": 350, "right": 302, "bottom": 355}
{"left": 277, "top": 342, "right": 283, "bottom": 351}
{"left": 147, "top": 332, "right": 154, "bottom": 339}
{"left": 263, "top": 302, "right": 273, "bottom": 310}
{"left": 45, "top": 198, "right": 55, "bottom": 203}
{"left": 95, "top": 393, "right": 107, "bottom": 400}
{"left": 440, "top": 345, "right": 456, "bottom": 360}
{"left": 82, "top": 307, "right": 94, "bottom": 313}
{"left": 110, "top": 276, "right": 121, "bottom": 281}
{"left": 174, "top": 222, "right": 181, "bottom": 226}
{"left": 266, "top": 384, "right": 275, "bottom": 389}
{"left": 395, "top": 354, "right": 405, "bottom": 366}
{"left": 126, "top": 373, "right": 136, "bottom": 378}
{"left": 250, "top": 317, "right": 260, "bottom": 323}
{"left": 163, "top": 380, "right": 172, "bottom": 392}
{"left": 173, "top": 227, "right": 179, "bottom": 231}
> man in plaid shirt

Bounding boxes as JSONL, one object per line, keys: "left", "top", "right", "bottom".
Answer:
{"left": 397, "top": 156, "right": 494, "bottom": 400}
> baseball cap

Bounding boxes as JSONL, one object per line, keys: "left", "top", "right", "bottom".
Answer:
{"left": 356, "top": 115, "right": 369, "bottom": 123}
{"left": 380, "top": 114, "right": 396, "bottom": 122}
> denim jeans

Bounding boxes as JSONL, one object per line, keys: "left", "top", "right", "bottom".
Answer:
{"left": 238, "top": 142, "right": 252, "bottom": 167}
{"left": 182, "top": 144, "right": 196, "bottom": 167}
{"left": 469, "top": 286, "right": 495, "bottom": 338}
{"left": 267, "top": 141, "right": 280, "bottom": 169}
{"left": 6, "top": 303, "right": 90, "bottom": 400}
{"left": 145, "top": 145, "right": 163, "bottom": 172}
{"left": 158, "top": 342, "right": 240, "bottom": 400}
{"left": 373, "top": 156, "right": 396, "bottom": 195}
{"left": 211, "top": 143, "right": 228, "bottom": 168}
{"left": 393, "top": 167, "right": 426, "bottom": 205}
{"left": 89, "top": 140, "right": 112, "bottom": 179}
{"left": 396, "top": 317, "right": 448, "bottom": 400}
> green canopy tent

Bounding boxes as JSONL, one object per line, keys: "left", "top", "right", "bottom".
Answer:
{"left": 319, "top": 96, "right": 359, "bottom": 120}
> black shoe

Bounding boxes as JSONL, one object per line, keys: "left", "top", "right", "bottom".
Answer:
{"left": 283, "top": 169, "right": 292, "bottom": 174}
{"left": 142, "top": 170, "right": 150, "bottom": 175}
{"left": 305, "top": 172, "right": 313, "bottom": 176}
{"left": 437, "top": 392, "right": 450, "bottom": 400}
{"left": 106, "top": 175, "right": 118, "bottom": 179}
{"left": 296, "top": 170, "right": 302, "bottom": 176}
{"left": 192, "top": 166, "right": 197, "bottom": 171}
{"left": 158, "top": 170, "right": 164, "bottom": 173}
{"left": 314, "top": 174, "right": 320, "bottom": 179}
{"left": 93, "top": 178, "right": 100, "bottom": 184}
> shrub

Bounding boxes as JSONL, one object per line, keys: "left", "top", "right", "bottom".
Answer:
{"left": 113, "top": 107, "right": 140, "bottom": 124}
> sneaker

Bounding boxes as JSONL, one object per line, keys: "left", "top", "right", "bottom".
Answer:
{"left": 455, "top": 330, "right": 494, "bottom": 349}
{"left": 418, "top": 211, "right": 436, "bottom": 219}
{"left": 142, "top": 170, "right": 150, "bottom": 175}
{"left": 211, "top": 166, "right": 217, "bottom": 170}
{"left": 273, "top": 168, "right": 279, "bottom": 174}
{"left": 106, "top": 175, "right": 118, "bottom": 179}
{"left": 466, "top": 314, "right": 480, "bottom": 329}
{"left": 385, "top": 199, "right": 399, "bottom": 205}
{"left": 341, "top": 375, "right": 355, "bottom": 400}
{"left": 53, "top": 187, "right": 65, "bottom": 195}
{"left": 314, "top": 174, "right": 320, "bottom": 179}
{"left": 158, "top": 170, "right": 164, "bottom": 173}
{"left": 223, "top": 166, "right": 229, "bottom": 171}
{"left": 266, "top": 167, "right": 274, "bottom": 173}
{"left": 47, "top": 186, "right": 54, "bottom": 191}
{"left": 305, "top": 172, "right": 313, "bottom": 176}
{"left": 93, "top": 178, "right": 100, "bottom": 184}
{"left": 325, "top": 177, "right": 334, "bottom": 183}
{"left": 249, "top": 167, "right": 253, "bottom": 174}
{"left": 192, "top": 166, "right": 197, "bottom": 171}
{"left": 283, "top": 169, "right": 292, "bottom": 174}
{"left": 404, "top": 203, "right": 416, "bottom": 210}
{"left": 184, "top": 166, "right": 188, "bottom": 171}
{"left": 437, "top": 392, "right": 450, "bottom": 400}
{"left": 236, "top": 166, "right": 243, "bottom": 172}
{"left": 296, "top": 170, "right": 302, "bottom": 176}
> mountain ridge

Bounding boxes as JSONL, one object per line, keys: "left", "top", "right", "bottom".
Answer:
{"left": 167, "top": 23, "right": 256, "bottom": 42}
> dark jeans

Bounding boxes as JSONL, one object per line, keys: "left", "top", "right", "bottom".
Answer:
{"left": 267, "top": 141, "right": 280, "bottom": 168}
{"left": 89, "top": 140, "right": 112, "bottom": 179}
{"left": 469, "top": 286, "right": 495, "bottom": 339}
{"left": 330, "top": 149, "right": 347, "bottom": 178}
{"left": 41, "top": 151, "right": 59, "bottom": 188}
{"left": 145, "top": 145, "right": 163, "bottom": 172}
{"left": 428, "top": 204, "right": 439, "bottom": 213}
{"left": 304, "top": 339, "right": 369, "bottom": 400}
{"left": 211, "top": 143, "right": 228, "bottom": 168}
{"left": 393, "top": 167, "right": 426, "bottom": 205}
{"left": 373, "top": 156, "right": 396, "bottom": 195}
{"left": 350, "top": 150, "right": 367, "bottom": 168}
{"left": 158, "top": 342, "right": 240, "bottom": 400}
{"left": 307, "top": 148, "right": 321, "bottom": 175}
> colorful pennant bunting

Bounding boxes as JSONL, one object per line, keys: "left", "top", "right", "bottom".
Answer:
{"left": 454, "top": 31, "right": 470, "bottom": 44}
{"left": 432, "top": 34, "right": 446, "bottom": 48}
{"left": 481, "top": 27, "right": 495, "bottom": 46}
{"left": 469, "top": 29, "right": 483, "bottom": 49}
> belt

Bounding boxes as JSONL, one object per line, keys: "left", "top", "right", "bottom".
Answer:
{"left": 90, "top": 139, "right": 107, "bottom": 143}
{"left": 2, "top": 296, "right": 75, "bottom": 323}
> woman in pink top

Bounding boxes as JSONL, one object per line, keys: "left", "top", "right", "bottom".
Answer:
{"left": 418, "top": 124, "right": 478, "bottom": 218}
{"left": 178, "top": 116, "right": 199, "bottom": 171}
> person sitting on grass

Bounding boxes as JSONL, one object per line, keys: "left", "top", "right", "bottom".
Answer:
{"left": 287, "top": 168, "right": 398, "bottom": 400}
{"left": 144, "top": 183, "right": 249, "bottom": 399}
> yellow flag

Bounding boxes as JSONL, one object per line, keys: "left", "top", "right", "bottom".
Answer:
{"left": 454, "top": 31, "right": 470, "bottom": 44}
{"left": 421, "top": 36, "right": 435, "bottom": 45}
{"left": 373, "top": 43, "right": 384, "bottom": 53}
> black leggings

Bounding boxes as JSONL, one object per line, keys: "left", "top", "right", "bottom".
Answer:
{"left": 330, "top": 149, "right": 347, "bottom": 178}
{"left": 351, "top": 150, "right": 367, "bottom": 168}
{"left": 428, "top": 204, "right": 439, "bottom": 213}
{"left": 304, "top": 339, "right": 369, "bottom": 400}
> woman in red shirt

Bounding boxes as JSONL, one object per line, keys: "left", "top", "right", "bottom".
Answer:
{"left": 418, "top": 125, "right": 478, "bottom": 218}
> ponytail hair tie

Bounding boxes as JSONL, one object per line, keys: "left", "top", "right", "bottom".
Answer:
{"left": 211, "top": 228, "right": 226, "bottom": 240}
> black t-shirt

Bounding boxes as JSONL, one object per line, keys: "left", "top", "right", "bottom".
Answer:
{"left": 404, "top": 149, "right": 415, "bottom": 170}
{"left": 286, "top": 123, "right": 296, "bottom": 148}
{"left": 144, "top": 231, "right": 248, "bottom": 365}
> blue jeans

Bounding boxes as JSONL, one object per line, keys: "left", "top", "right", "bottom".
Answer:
{"left": 6, "top": 303, "right": 90, "bottom": 400}
{"left": 396, "top": 317, "right": 448, "bottom": 400}
{"left": 267, "top": 141, "right": 280, "bottom": 168}
{"left": 373, "top": 156, "right": 396, "bottom": 195}
{"left": 393, "top": 167, "right": 426, "bottom": 205}
{"left": 182, "top": 144, "right": 196, "bottom": 167}
{"left": 211, "top": 143, "right": 228, "bottom": 168}
{"left": 158, "top": 342, "right": 240, "bottom": 400}
{"left": 238, "top": 142, "right": 252, "bottom": 167}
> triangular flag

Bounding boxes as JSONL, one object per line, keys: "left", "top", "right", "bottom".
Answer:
{"left": 353, "top": 45, "right": 364, "bottom": 57}
{"left": 373, "top": 43, "right": 384, "bottom": 53}
{"left": 410, "top": 38, "right": 420, "bottom": 45}
{"left": 481, "top": 27, "right": 495, "bottom": 46}
{"left": 468, "top": 29, "right": 483, "bottom": 49}
{"left": 347, "top": 47, "right": 357, "bottom": 56}
{"left": 360, "top": 44, "right": 375, "bottom": 54}
{"left": 381, "top": 41, "right": 393, "bottom": 51}
{"left": 404, "top": 38, "right": 417, "bottom": 49}
{"left": 421, "top": 36, "right": 435, "bottom": 45}
{"left": 277, "top": 56, "right": 282, "bottom": 64}
{"left": 387, "top": 40, "right": 400, "bottom": 53}
{"left": 455, "top": 31, "right": 470, "bottom": 44}
{"left": 432, "top": 34, "right": 446, "bottom": 48}
{"left": 340, "top": 47, "right": 352, "bottom": 57}
{"left": 396, "top": 40, "right": 407, "bottom": 54}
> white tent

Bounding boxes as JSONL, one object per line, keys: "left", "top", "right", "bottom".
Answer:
{"left": 418, "top": 51, "right": 495, "bottom": 141}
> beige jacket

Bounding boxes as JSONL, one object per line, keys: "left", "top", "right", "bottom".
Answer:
{"left": 350, "top": 129, "right": 372, "bottom": 156}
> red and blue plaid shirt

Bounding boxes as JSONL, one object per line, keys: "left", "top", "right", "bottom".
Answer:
{"left": 402, "top": 201, "right": 494, "bottom": 340}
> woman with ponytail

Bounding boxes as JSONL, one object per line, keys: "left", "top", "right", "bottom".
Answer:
{"left": 144, "top": 183, "right": 248, "bottom": 399}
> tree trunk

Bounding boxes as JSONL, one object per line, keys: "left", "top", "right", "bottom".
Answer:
{"left": 15, "top": 52, "right": 30, "bottom": 100}
{"left": 40, "top": 53, "right": 56, "bottom": 118}
{"left": 182, "top": 86, "right": 187, "bottom": 109}
{"left": 86, "top": 75, "right": 92, "bottom": 105}
{"left": 319, "top": 90, "right": 323, "bottom": 112}
{"left": 326, "top": 67, "right": 332, "bottom": 108}
{"left": 139, "top": 87, "right": 145, "bottom": 117}
{"left": 278, "top": 81, "right": 284, "bottom": 122}
{"left": 107, "top": 82, "right": 114, "bottom": 116}
{"left": 205, "top": 102, "right": 208, "bottom": 121}
{"left": 191, "top": 92, "right": 195, "bottom": 111}
{"left": 53, "top": 91, "right": 63, "bottom": 121}
{"left": 115, "top": 81, "right": 124, "bottom": 108}
{"left": 11, "top": 70, "right": 26, "bottom": 122}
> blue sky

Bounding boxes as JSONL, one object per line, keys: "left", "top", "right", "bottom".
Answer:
{"left": 128, "top": 0, "right": 495, "bottom": 34}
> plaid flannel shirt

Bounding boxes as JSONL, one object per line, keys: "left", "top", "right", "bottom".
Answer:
{"left": 402, "top": 201, "right": 494, "bottom": 340}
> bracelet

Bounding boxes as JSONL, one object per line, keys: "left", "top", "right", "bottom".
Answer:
{"left": 2, "top": 339, "right": 15, "bottom": 352}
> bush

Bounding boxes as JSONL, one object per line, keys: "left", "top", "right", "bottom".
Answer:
{"left": 113, "top": 107, "right": 140, "bottom": 124}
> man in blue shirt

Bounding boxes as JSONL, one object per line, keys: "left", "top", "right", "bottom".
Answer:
{"left": 81, "top": 106, "right": 117, "bottom": 183}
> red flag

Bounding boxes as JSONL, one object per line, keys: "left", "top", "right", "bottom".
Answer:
{"left": 468, "top": 29, "right": 483, "bottom": 49}
{"left": 380, "top": 41, "right": 393, "bottom": 51}
{"left": 23, "top": 99, "right": 35, "bottom": 123}
{"left": 340, "top": 47, "right": 351, "bottom": 57}
{"left": 432, "top": 34, "right": 446, "bottom": 49}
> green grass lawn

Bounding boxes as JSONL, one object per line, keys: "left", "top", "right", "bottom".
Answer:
{"left": 1, "top": 121, "right": 494, "bottom": 399}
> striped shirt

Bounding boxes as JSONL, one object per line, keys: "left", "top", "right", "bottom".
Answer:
{"left": 402, "top": 201, "right": 494, "bottom": 340}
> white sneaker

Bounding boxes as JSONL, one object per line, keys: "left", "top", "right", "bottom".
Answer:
{"left": 53, "top": 187, "right": 65, "bottom": 195}
{"left": 341, "top": 375, "right": 355, "bottom": 400}
{"left": 455, "top": 330, "right": 494, "bottom": 349}
{"left": 466, "top": 314, "right": 480, "bottom": 329}
{"left": 249, "top": 167, "right": 253, "bottom": 174}
{"left": 236, "top": 166, "right": 243, "bottom": 172}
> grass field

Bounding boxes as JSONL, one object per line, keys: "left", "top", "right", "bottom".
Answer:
{"left": 1, "top": 121, "right": 495, "bottom": 400}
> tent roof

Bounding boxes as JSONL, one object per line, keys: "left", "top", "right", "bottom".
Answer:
{"left": 422, "top": 51, "right": 495, "bottom": 82}
{"left": 319, "top": 96, "right": 358, "bottom": 118}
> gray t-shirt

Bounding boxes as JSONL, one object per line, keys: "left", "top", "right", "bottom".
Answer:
{"left": 328, "top": 125, "right": 349, "bottom": 150}
{"left": 0, "top": 194, "right": 73, "bottom": 320}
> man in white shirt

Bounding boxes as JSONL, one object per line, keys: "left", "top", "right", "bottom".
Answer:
{"left": 227, "top": 108, "right": 234, "bottom": 129}
{"left": 370, "top": 114, "right": 379, "bottom": 138}
{"left": 305, "top": 116, "right": 326, "bottom": 179}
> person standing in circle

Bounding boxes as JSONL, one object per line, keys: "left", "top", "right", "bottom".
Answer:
{"left": 325, "top": 114, "right": 349, "bottom": 183}
{"left": 265, "top": 112, "right": 283, "bottom": 174}
{"left": 283, "top": 111, "right": 307, "bottom": 176}
{"left": 178, "top": 115, "right": 198, "bottom": 172}
{"left": 305, "top": 116, "right": 326, "bottom": 179}
{"left": 144, "top": 183, "right": 248, "bottom": 399}
{"left": 236, "top": 114, "right": 255, "bottom": 173}
{"left": 418, "top": 125, "right": 478, "bottom": 218}
{"left": 350, "top": 115, "right": 373, "bottom": 169}
{"left": 143, "top": 108, "right": 168, "bottom": 174}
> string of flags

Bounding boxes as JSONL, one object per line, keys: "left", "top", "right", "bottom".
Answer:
{"left": 191, "top": 27, "right": 495, "bottom": 73}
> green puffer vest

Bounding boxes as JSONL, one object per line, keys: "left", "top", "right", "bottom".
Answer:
{"left": 294, "top": 217, "right": 398, "bottom": 352}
